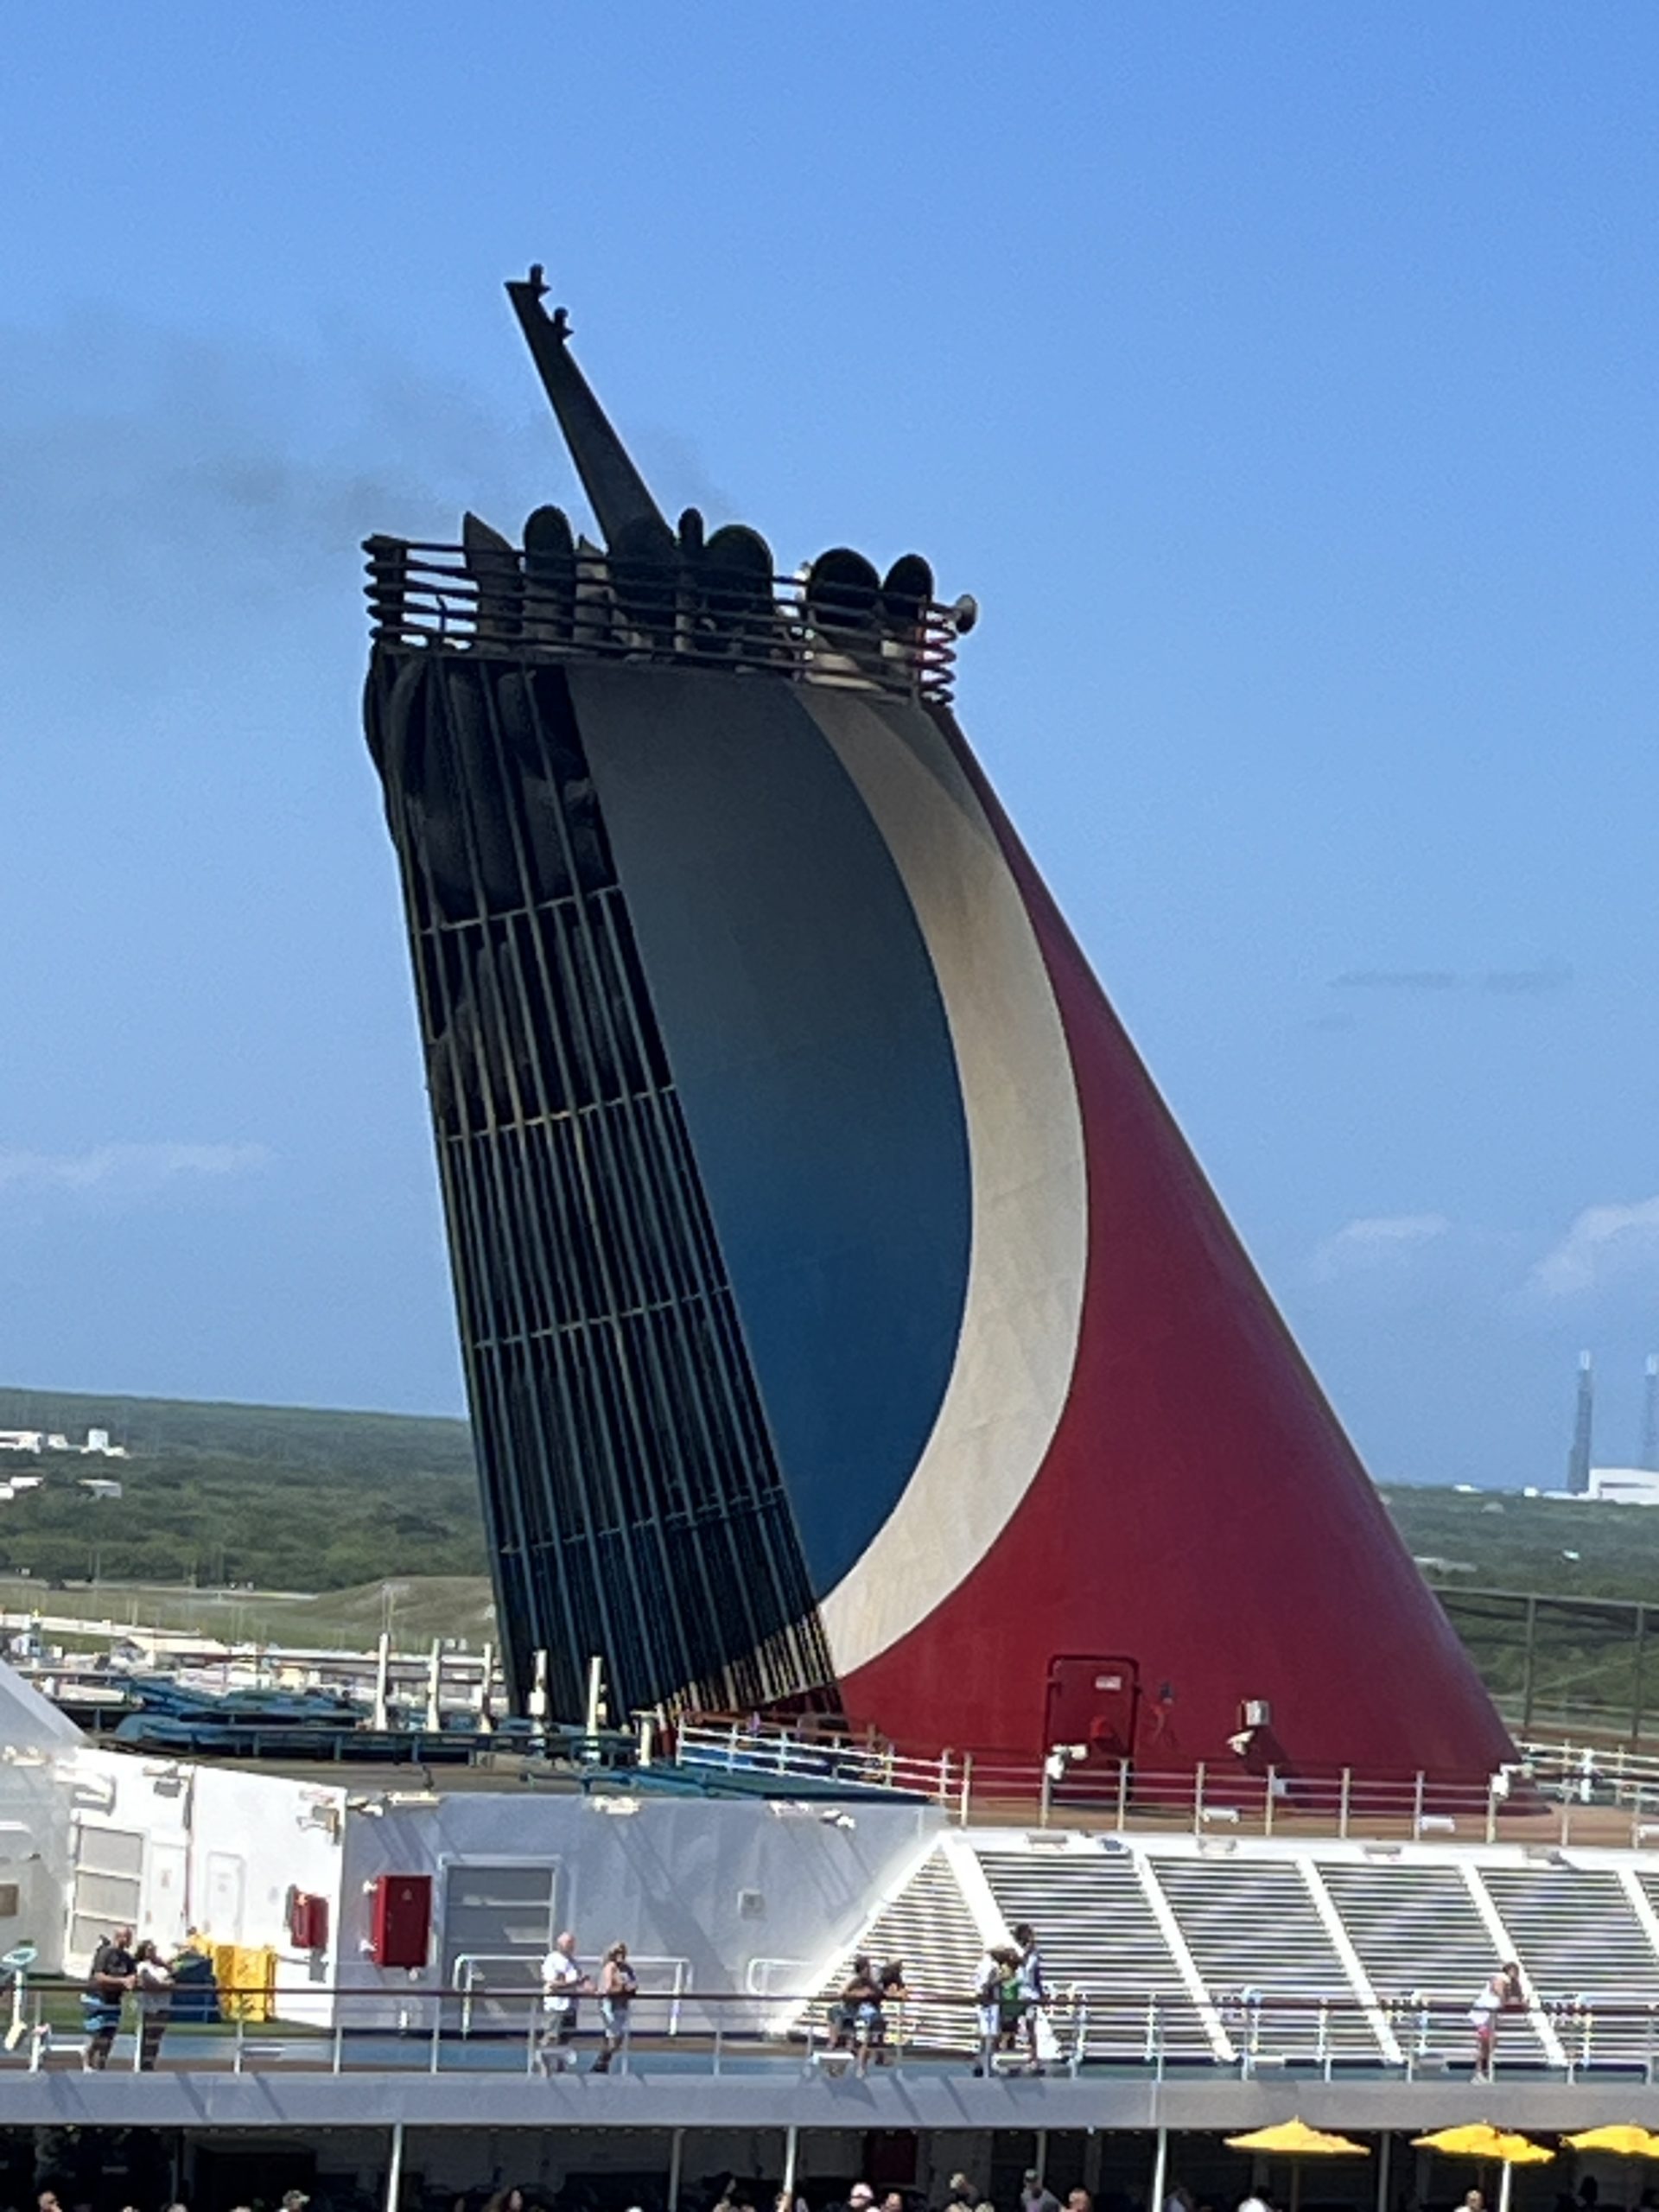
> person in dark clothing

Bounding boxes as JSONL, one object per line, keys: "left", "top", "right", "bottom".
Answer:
{"left": 867, "top": 1958, "right": 908, "bottom": 2066}
{"left": 1022, "top": 2171, "right": 1061, "bottom": 2212}
{"left": 167, "top": 1937, "right": 221, "bottom": 2024}
{"left": 838, "top": 1957, "right": 885, "bottom": 2075}
{"left": 1012, "top": 1920, "right": 1049, "bottom": 2071}
{"left": 830, "top": 1953, "right": 874, "bottom": 2050}
{"left": 82, "top": 1926, "right": 135, "bottom": 2070}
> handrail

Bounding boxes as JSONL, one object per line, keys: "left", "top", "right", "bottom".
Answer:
{"left": 27, "top": 1974, "right": 1659, "bottom": 2021}
{"left": 12, "top": 1977, "right": 1659, "bottom": 2083}
{"left": 450, "top": 1949, "right": 690, "bottom": 2038}
{"left": 673, "top": 1718, "right": 1659, "bottom": 1847}
{"left": 364, "top": 540, "right": 965, "bottom": 705}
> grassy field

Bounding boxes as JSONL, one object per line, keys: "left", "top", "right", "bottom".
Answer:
{"left": 0, "top": 1571, "right": 497, "bottom": 1649}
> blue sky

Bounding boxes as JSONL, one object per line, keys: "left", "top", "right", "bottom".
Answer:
{"left": 2, "top": 6, "right": 1656, "bottom": 1485}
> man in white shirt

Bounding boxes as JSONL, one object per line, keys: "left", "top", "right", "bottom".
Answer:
{"left": 537, "top": 1929, "right": 588, "bottom": 2074}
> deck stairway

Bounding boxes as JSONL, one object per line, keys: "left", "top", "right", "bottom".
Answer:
{"left": 812, "top": 1843, "right": 987, "bottom": 2052}
{"left": 976, "top": 1846, "right": 1215, "bottom": 2061}
{"left": 1485, "top": 1867, "right": 1659, "bottom": 2069}
{"left": 796, "top": 1832, "right": 1659, "bottom": 2077}
{"left": 1318, "top": 1860, "right": 1553, "bottom": 2067}
{"left": 1151, "top": 1858, "right": 1383, "bottom": 2063}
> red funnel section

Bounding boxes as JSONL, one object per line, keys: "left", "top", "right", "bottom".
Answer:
{"left": 838, "top": 712, "right": 1510, "bottom": 1781}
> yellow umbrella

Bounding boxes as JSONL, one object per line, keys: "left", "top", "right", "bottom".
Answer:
{"left": 1230, "top": 2115, "right": 1371, "bottom": 2210}
{"left": 1228, "top": 2121, "right": 1370, "bottom": 2156}
{"left": 1414, "top": 2126, "right": 1552, "bottom": 2161}
{"left": 1562, "top": 2122, "right": 1659, "bottom": 2212}
{"left": 1414, "top": 2125, "right": 1552, "bottom": 2212}
{"left": 1564, "top": 2128, "right": 1659, "bottom": 2158}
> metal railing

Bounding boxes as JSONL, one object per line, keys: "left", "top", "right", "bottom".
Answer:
{"left": 674, "top": 1719, "right": 1659, "bottom": 1847}
{"left": 10, "top": 1978, "right": 1659, "bottom": 2084}
{"left": 364, "top": 540, "right": 963, "bottom": 703}
{"left": 451, "top": 1949, "right": 690, "bottom": 2037}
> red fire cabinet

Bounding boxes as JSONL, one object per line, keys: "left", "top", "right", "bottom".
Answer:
{"left": 369, "top": 1873, "right": 432, "bottom": 1969}
{"left": 288, "top": 1889, "right": 329, "bottom": 1952}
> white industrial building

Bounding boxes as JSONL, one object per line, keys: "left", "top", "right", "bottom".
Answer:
{"left": 0, "top": 1426, "right": 128, "bottom": 1458}
{"left": 1586, "top": 1465, "right": 1659, "bottom": 1503}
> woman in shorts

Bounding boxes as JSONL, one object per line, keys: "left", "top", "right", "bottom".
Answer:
{"left": 593, "top": 1941, "right": 638, "bottom": 2073}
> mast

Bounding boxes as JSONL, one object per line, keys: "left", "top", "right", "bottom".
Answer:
{"left": 504, "top": 265, "right": 668, "bottom": 549}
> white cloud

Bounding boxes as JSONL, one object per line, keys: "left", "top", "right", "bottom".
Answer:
{"left": 0, "top": 1142, "right": 270, "bottom": 1203}
{"left": 1311, "top": 1212, "right": 1451, "bottom": 1283}
{"left": 1527, "top": 1198, "right": 1659, "bottom": 1300}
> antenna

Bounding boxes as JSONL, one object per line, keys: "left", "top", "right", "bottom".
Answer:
{"left": 1567, "top": 1350, "right": 1594, "bottom": 1496}
{"left": 1641, "top": 1353, "right": 1658, "bottom": 1473}
{"left": 504, "top": 265, "right": 668, "bottom": 550}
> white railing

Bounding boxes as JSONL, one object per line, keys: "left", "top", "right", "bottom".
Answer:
{"left": 450, "top": 1949, "right": 690, "bottom": 2037}
{"left": 13, "top": 1980, "right": 1659, "bottom": 2083}
{"left": 674, "top": 1719, "right": 1659, "bottom": 1847}
{"left": 745, "top": 1955, "right": 821, "bottom": 1999}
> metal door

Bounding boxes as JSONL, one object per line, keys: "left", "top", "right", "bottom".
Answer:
{"left": 204, "top": 1851, "right": 245, "bottom": 1943}
{"left": 66, "top": 1824, "right": 144, "bottom": 1968}
{"left": 442, "top": 1859, "right": 561, "bottom": 2029}
{"left": 145, "top": 1838, "right": 188, "bottom": 1948}
{"left": 1044, "top": 1653, "right": 1141, "bottom": 1764}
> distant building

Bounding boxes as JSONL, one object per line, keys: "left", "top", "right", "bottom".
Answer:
{"left": 78, "top": 1477, "right": 124, "bottom": 1501}
{"left": 1586, "top": 1466, "right": 1659, "bottom": 1504}
{"left": 0, "top": 1425, "right": 126, "bottom": 1459}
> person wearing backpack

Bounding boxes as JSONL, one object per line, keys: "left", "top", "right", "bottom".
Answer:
{"left": 970, "top": 1944, "right": 1015, "bottom": 2074}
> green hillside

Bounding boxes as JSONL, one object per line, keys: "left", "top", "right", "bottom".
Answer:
{"left": 0, "top": 1384, "right": 473, "bottom": 1479}
{"left": 3, "top": 1382, "right": 1659, "bottom": 1630}
{"left": 0, "top": 1383, "right": 483, "bottom": 1592}
{"left": 1379, "top": 1484, "right": 1659, "bottom": 1603}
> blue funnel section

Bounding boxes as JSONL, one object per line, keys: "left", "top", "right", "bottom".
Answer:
{"left": 573, "top": 665, "right": 971, "bottom": 1592}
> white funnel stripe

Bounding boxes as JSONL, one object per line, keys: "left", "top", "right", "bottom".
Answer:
{"left": 803, "top": 693, "right": 1088, "bottom": 1676}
